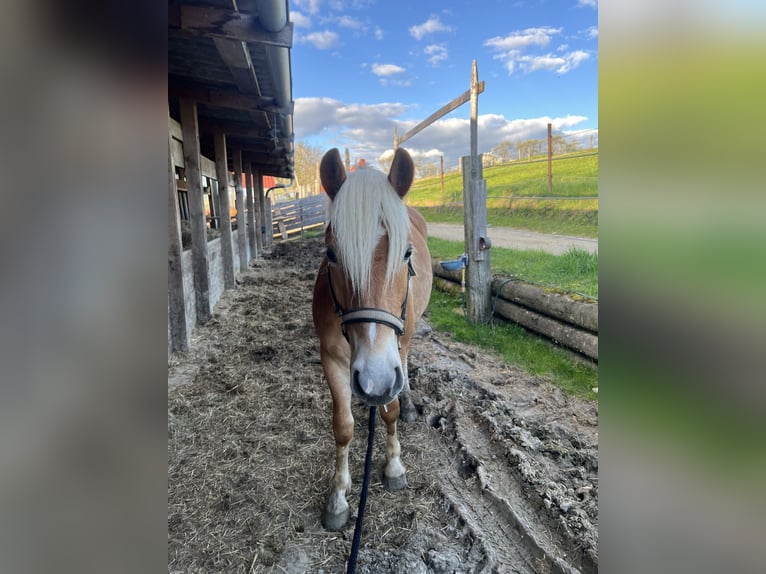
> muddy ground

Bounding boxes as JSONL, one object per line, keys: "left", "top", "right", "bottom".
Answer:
{"left": 168, "top": 237, "right": 598, "bottom": 574}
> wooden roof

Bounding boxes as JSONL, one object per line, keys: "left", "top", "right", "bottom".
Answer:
{"left": 169, "top": 0, "right": 294, "bottom": 178}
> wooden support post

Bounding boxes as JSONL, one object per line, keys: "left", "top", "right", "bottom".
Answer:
{"left": 245, "top": 161, "right": 257, "bottom": 259}
{"left": 462, "top": 155, "right": 492, "bottom": 323}
{"left": 547, "top": 123, "right": 553, "bottom": 194}
{"left": 233, "top": 148, "right": 248, "bottom": 271}
{"left": 168, "top": 135, "right": 188, "bottom": 352}
{"left": 179, "top": 98, "right": 211, "bottom": 324}
{"left": 264, "top": 195, "right": 273, "bottom": 247}
{"left": 462, "top": 60, "right": 492, "bottom": 324}
{"left": 213, "top": 130, "right": 235, "bottom": 289}
{"left": 258, "top": 177, "right": 270, "bottom": 247}
{"left": 440, "top": 155, "right": 445, "bottom": 202}
{"left": 254, "top": 171, "right": 264, "bottom": 253}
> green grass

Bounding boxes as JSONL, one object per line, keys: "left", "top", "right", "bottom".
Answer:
{"left": 427, "top": 289, "right": 598, "bottom": 399}
{"left": 428, "top": 237, "right": 598, "bottom": 299}
{"left": 408, "top": 153, "right": 598, "bottom": 238}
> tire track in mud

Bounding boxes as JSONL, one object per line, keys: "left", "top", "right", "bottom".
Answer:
{"left": 408, "top": 332, "right": 598, "bottom": 574}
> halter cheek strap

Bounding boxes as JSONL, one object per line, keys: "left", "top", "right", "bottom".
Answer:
{"left": 327, "top": 260, "right": 416, "bottom": 342}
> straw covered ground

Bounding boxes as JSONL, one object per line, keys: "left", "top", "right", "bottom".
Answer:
{"left": 168, "top": 237, "right": 598, "bottom": 574}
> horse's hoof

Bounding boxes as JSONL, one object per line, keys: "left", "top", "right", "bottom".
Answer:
{"left": 321, "top": 508, "right": 350, "bottom": 531}
{"left": 383, "top": 473, "right": 408, "bottom": 492}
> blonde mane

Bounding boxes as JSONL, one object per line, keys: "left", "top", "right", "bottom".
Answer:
{"left": 329, "top": 167, "right": 410, "bottom": 296}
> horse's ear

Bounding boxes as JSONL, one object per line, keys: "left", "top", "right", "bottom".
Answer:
{"left": 320, "top": 148, "right": 346, "bottom": 200}
{"left": 387, "top": 148, "right": 415, "bottom": 198}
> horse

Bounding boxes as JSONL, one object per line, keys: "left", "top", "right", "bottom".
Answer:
{"left": 312, "top": 147, "right": 433, "bottom": 531}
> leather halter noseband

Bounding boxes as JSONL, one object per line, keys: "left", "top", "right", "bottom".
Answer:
{"left": 327, "top": 258, "right": 416, "bottom": 342}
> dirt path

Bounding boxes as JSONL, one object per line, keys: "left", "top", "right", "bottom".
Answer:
{"left": 427, "top": 223, "right": 598, "bottom": 255}
{"left": 168, "top": 238, "right": 598, "bottom": 573}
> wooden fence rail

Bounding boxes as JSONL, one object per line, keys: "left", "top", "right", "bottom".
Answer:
{"left": 271, "top": 194, "right": 328, "bottom": 239}
{"left": 431, "top": 260, "right": 598, "bottom": 361}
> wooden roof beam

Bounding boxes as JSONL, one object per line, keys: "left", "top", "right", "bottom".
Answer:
{"left": 169, "top": 80, "right": 287, "bottom": 113}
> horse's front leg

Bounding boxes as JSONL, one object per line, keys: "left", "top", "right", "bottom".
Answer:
{"left": 397, "top": 346, "right": 417, "bottom": 423}
{"left": 379, "top": 399, "right": 407, "bottom": 491}
{"left": 321, "top": 351, "right": 354, "bottom": 531}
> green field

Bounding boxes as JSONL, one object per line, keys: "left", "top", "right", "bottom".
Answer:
{"left": 408, "top": 153, "right": 598, "bottom": 238}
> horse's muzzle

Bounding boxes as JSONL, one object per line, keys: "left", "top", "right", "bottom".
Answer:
{"left": 351, "top": 364, "right": 404, "bottom": 406}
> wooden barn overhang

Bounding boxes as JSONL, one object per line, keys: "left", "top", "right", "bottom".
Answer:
{"left": 169, "top": 0, "right": 294, "bottom": 179}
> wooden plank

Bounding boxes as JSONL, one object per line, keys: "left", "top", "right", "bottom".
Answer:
{"left": 179, "top": 98, "right": 211, "bottom": 324}
{"left": 396, "top": 80, "right": 484, "bottom": 147}
{"left": 259, "top": 173, "right": 269, "bottom": 248}
{"left": 214, "top": 130, "right": 236, "bottom": 289}
{"left": 245, "top": 162, "right": 257, "bottom": 259}
{"left": 170, "top": 5, "right": 294, "bottom": 47}
{"left": 168, "top": 135, "right": 188, "bottom": 353}
{"left": 233, "top": 148, "right": 248, "bottom": 270}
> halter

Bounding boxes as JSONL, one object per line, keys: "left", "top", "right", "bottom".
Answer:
{"left": 327, "top": 258, "right": 416, "bottom": 342}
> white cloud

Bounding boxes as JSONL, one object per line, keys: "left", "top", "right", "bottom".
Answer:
{"left": 294, "top": 0, "right": 322, "bottom": 15}
{"left": 486, "top": 28, "right": 590, "bottom": 75}
{"left": 424, "top": 44, "right": 448, "bottom": 65}
{"left": 291, "top": 12, "right": 311, "bottom": 28}
{"left": 374, "top": 27, "right": 384, "bottom": 40}
{"left": 578, "top": 0, "right": 598, "bottom": 8}
{"left": 337, "top": 15, "right": 364, "bottom": 30}
{"left": 409, "top": 16, "right": 453, "bottom": 40}
{"left": 295, "top": 97, "right": 590, "bottom": 169}
{"left": 484, "top": 27, "right": 561, "bottom": 50}
{"left": 299, "top": 30, "right": 340, "bottom": 50}
{"left": 586, "top": 26, "right": 598, "bottom": 38}
{"left": 371, "top": 63, "right": 406, "bottom": 77}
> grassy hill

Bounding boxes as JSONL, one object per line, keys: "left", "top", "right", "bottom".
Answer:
{"left": 407, "top": 152, "right": 598, "bottom": 238}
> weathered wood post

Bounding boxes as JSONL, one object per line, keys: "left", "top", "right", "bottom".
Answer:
{"left": 179, "top": 98, "right": 211, "bottom": 324}
{"left": 213, "top": 130, "right": 235, "bottom": 289}
{"left": 462, "top": 61, "right": 492, "bottom": 323}
{"left": 233, "top": 149, "right": 248, "bottom": 271}
{"left": 547, "top": 123, "right": 553, "bottom": 194}
{"left": 245, "top": 161, "right": 257, "bottom": 259}
{"left": 254, "top": 172, "right": 264, "bottom": 254}
{"left": 168, "top": 135, "right": 188, "bottom": 352}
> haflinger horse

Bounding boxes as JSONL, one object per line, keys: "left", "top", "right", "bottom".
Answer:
{"left": 312, "top": 147, "right": 433, "bottom": 531}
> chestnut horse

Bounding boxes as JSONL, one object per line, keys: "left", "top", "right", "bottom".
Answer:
{"left": 312, "top": 147, "right": 433, "bottom": 530}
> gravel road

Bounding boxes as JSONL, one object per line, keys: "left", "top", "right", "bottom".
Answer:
{"left": 427, "top": 223, "right": 598, "bottom": 255}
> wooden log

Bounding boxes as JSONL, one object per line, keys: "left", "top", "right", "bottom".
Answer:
{"left": 213, "top": 130, "right": 235, "bottom": 289}
{"left": 431, "top": 261, "right": 598, "bottom": 334}
{"left": 179, "top": 98, "right": 211, "bottom": 324}
{"left": 167, "top": 135, "right": 188, "bottom": 352}
{"left": 493, "top": 298, "right": 598, "bottom": 361}
{"left": 492, "top": 279, "right": 598, "bottom": 334}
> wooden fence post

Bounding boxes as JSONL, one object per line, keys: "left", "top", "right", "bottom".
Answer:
{"left": 462, "top": 60, "right": 492, "bottom": 324}
{"left": 245, "top": 162, "right": 257, "bottom": 260}
{"left": 255, "top": 172, "right": 264, "bottom": 254}
{"left": 168, "top": 135, "right": 188, "bottom": 352}
{"left": 179, "top": 98, "right": 211, "bottom": 324}
{"left": 233, "top": 148, "right": 248, "bottom": 271}
{"left": 213, "top": 130, "right": 235, "bottom": 289}
{"left": 547, "top": 123, "right": 553, "bottom": 194}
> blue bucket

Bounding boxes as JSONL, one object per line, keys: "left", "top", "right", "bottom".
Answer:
{"left": 440, "top": 255, "right": 467, "bottom": 271}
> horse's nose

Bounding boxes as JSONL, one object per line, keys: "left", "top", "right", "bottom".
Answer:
{"left": 352, "top": 364, "right": 404, "bottom": 405}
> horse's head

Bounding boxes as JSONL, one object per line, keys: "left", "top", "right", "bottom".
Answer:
{"left": 320, "top": 147, "right": 416, "bottom": 406}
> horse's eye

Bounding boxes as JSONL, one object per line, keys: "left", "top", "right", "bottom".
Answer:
{"left": 404, "top": 246, "right": 413, "bottom": 261}
{"left": 326, "top": 247, "right": 338, "bottom": 264}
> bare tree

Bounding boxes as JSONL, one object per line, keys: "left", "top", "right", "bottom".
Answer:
{"left": 293, "top": 142, "right": 324, "bottom": 191}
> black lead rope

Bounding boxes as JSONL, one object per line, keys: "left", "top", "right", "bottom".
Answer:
{"left": 346, "top": 406, "right": 377, "bottom": 574}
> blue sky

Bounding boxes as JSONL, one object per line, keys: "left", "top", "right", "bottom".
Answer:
{"left": 290, "top": 0, "right": 598, "bottom": 170}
